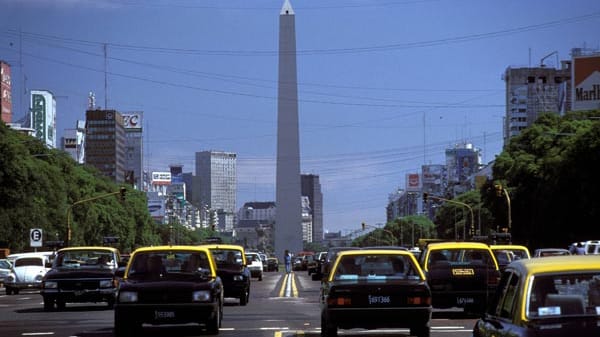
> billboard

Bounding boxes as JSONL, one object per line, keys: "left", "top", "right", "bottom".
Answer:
{"left": 572, "top": 55, "right": 600, "bottom": 111}
{"left": 146, "top": 192, "right": 165, "bottom": 222}
{"left": 1, "top": 61, "right": 11, "bottom": 123}
{"left": 406, "top": 173, "right": 420, "bottom": 192}
{"left": 122, "top": 112, "right": 143, "bottom": 129}
{"left": 151, "top": 171, "right": 171, "bottom": 185}
{"left": 30, "top": 90, "right": 56, "bottom": 148}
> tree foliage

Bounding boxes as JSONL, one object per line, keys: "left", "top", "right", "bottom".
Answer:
{"left": 488, "top": 110, "right": 600, "bottom": 249}
{"left": 0, "top": 124, "right": 161, "bottom": 252}
{"left": 353, "top": 215, "right": 436, "bottom": 247}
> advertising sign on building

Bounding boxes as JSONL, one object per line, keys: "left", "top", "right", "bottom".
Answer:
{"left": 572, "top": 55, "right": 600, "bottom": 111}
{"left": 30, "top": 90, "right": 56, "bottom": 148}
{"left": 406, "top": 173, "right": 420, "bottom": 192}
{"left": 146, "top": 192, "right": 165, "bottom": 223}
{"left": 151, "top": 171, "right": 171, "bottom": 185}
{"left": 1, "top": 61, "right": 12, "bottom": 123}
{"left": 122, "top": 112, "right": 143, "bottom": 129}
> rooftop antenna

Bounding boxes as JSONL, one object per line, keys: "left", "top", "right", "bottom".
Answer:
{"left": 103, "top": 43, "right": 108, "bottom": 109}
{"left": 540, "top": 51, "right": 558, "bottom": 67}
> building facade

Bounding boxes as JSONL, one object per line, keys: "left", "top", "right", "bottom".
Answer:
{"left": 1, "top": 61, "right": 12, "bottom": 124}
{"left": 445, "top": 143, "right": 482, "bottom": 197}
{"left": 84, "top": 109, "right": 126, "bottom": 183}
{"left": 61, "top": 120, "right": 86, "bottom": 164}
{"left": 30, "top": 90, "right": 57, "bottom": 149}
{"left": 195, "top": 151, "right": 237, "bottom": 231}
{"left": 503, "top": 63, "right": 571, "bottom": 145}
{"left": 123, "top": 112, "right": 143, "bottom": 190}
{"left": 301, "top": 174, "right": 323, "bottom": 243}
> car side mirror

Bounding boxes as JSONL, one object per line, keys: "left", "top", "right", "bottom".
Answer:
{"left": 115, "top": 267, "right": 126, "bottom": 278}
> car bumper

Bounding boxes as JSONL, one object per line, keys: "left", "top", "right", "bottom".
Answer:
{"left": 431, "top": 290, "right": 493, "bottom": 308}
{"left": 115, "top": 302, "right": 219, "bottom": 325}
{"left": 5, "top": 282, "right": 42, "bottom": 290}
{"left": 41, "top": 288, "right": 117, "bottom": 303}
{"left": 325, "top": 306, "right": 431, "bottom": 329}
{"left": 248, "top": 269, "right": 262, "bottom": 277}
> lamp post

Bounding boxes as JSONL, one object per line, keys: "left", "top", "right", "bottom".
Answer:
{"left": 424, "top": 193, "right": 475, "bottom": 240}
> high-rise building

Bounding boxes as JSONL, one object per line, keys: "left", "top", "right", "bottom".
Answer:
{"left": 123, "top": 112, "right": 143, "bottom": 190}
{"left": 503, "top": 63, "right": 571, "bottom": 145}
{"left": 1, "top": 61, "right": 12, "bottom": 124}
{"left": 195, "top": 151, "right": 237, "bottom": 231}
{"left": 301, "top": 174, "right": 323, "bottom": 243}
{"left": 61, "top": 120, "right": 86, "bottom": 164}
{"left": 445, "top": 143, "right": 481, "bottom": 197}
{"left": 275, "top": 0, "right": 303, "bottom": 258}
{"left": 30, "top": 90, "right": 57, "bottom": 148}
{"left": 84, "top": 109, "right": 126, "bottom": 183}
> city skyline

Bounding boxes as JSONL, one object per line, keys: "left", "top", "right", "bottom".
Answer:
{"left": 1, "top": 0, "right": 599, "bottom": 234}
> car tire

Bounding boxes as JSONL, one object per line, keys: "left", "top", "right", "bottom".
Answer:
{"left": 107, "top": 298, "right": 115, "bottom": 309}
{"left": 114, "top": 316, "right": 137, "bottom": 337}
{"left": 258, "top": 273, "right": 263, "bottom": 281}
{"left": 5, "top": 287, "right": 12, "bottom": 295}
{"left": 206, "top": 299, "right": 221, "bottom": 335}
{"left": 410, "top": 325, "right": 430, "bottom": 337}
{"left": 239, "top": 289, "right": 249, "bottom": 306}
{"left": 56, "top": 299, "right": 66, "bottom": 311}
{"left": 321, "top": 314, "right": 337, "bottom": 337}
{"left": 43, "top": 297, "right": 54, "bottom": 311}
{"left": 13, "top": 288, "right": 19, "bottom": 295}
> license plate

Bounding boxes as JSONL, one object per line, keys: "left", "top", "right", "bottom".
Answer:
{"left": 452, "top": 268, "right": 475, "bottom": 276}
{"left": 74, "top": 290, "right": 84, "bottom": 296}
{"left": 368, "top": 295, "right": 391, "bottom": 305}
{"left": 155, "top": 311, "right": 175, "bottom": 319}
{"left": 456, "top": 297, "right": 475, "bottom": 305}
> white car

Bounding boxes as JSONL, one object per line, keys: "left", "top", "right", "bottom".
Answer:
{"left": 0, "top": 259, "right": 12, "bottom": 286}
{"left": 5, "top": 253, "right": 53, "bottom": 295}
{"left": 244, "top": 252, "right": 263, "bottom": 281}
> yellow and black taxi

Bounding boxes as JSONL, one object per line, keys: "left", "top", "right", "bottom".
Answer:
{"left": 473, "top": 255, "right": 600, "bottom": 337}
{"left": 40, "top": 246, "right": 121, "bottom": 311}
{"left": 418, "top": 241, "right": 500, "bottom": 313}
{"left": 199, "top": 243, "right": 250, "bottom": 306}
{"left": 490, "top": 244, "right": 531, "bottom": 270}
{"left": 114, "top": 245, "right": 223, "bottom": 336}
{"left": 320, "top": 249, "right": 432, "bottom": 337}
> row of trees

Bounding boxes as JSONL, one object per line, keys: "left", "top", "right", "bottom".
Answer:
{"left": 355, "top": 110, "right": 600, "bottom": 250}
{"left": 0, "top": 124, "right": 215, "bottom": 253}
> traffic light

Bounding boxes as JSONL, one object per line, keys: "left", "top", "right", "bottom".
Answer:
{"left": 119, "top": 187, "right": 127, "bottom": 201}
{"left": 495, "top": 184, "right": 503, "bottom": 197}
{"left": 423, "top": 192, "right": 428, "bottom": 202}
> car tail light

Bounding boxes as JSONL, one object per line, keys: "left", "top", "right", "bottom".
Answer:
{"left": 327, "top": 297, "right": 351, "bottom": 306}
{"left": 407, "top": 296, "right": 431, "bottom": 305}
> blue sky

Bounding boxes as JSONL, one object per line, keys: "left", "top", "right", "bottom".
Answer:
{"left": 2, "top": 0, "right": 599, "bottom": 235}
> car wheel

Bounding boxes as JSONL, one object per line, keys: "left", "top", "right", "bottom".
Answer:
{"left": 206, "top": 299, "right": 221, "bottom": 335}
{"left": 258, "top": 273, "right": 263, "bottom": 281}
{"left": 321, "top": 314, "right": 337, "bottom": 337}
{"left": 13, "top": 288, "right": 19, "bottom": 295}
{"left": 410, "top": 325, "right": 430, "bottom": 337}
{"left": 106, "top": 298, "right": 115, "bottom": 309}
{"left": 43, "top": 297, "right": 55, "bottom": 311}
{"left": 56, "top": 299, "right": 66, "bottom": 311}
{"left": 5, "top": 287, "right": 12, "bottom": 295}
{"left": 239, "top": 289, "right": 248, "bottom": 306}
{"left": 114, "top": 316, "right": 137, "bottom": 337}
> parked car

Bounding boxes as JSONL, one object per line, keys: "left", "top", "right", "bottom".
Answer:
{"left": 266, "top": 257, "right": 279, "bottom": 272}
{"left": 244, "top": 252, "right": 263, "bottom": 281}
{"left": 5, "top": 252, "right": 53, "bottom": 295}
{"left": 114, "top": 245, "right": 223, "bottom": 336}
{"left": 0, "top": 258, "right": 12, "bottom": 287}
{"left": 292, "top": 256, "right": 303, "bottom": 271}
{"left": 201, "top": 243, "right": 250, "bottom": 306}
{"left": 473, "top": 255, "right": 600, "bottom": 337}
{"left": 533, "top": 248, "right": 571, "bottom": 257}
{"left": 418, "top": 241, "right": 500, "bottom": 313}
{"left": 321, "top": 249, "right": 432, "bottom": 337}
{"left": 40, "top": 246, "right": 122, "bottom": 311}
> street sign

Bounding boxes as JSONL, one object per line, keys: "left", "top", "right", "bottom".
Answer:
{"left": 30, "top": 228, "right": 43, "bottom": 248}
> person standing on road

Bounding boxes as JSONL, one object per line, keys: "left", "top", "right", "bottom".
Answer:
{"left": 284, "top": 250, "right": 292, "bottom": 273}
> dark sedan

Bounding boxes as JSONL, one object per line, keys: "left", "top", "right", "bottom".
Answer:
{"left": 201, "top": 244, "right": 251, "bottom": 305}
{"left": 320, "top": 249, "right": 432, "bottom": 337}
{"left": 114, "top": 245, "right": 223, "bottom": 336}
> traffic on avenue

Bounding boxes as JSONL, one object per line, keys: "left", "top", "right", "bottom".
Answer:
{"left": 0, "top": 268, "right": 477, "bottom": 337}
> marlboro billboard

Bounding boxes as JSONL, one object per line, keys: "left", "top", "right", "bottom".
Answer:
{"left": 572, "top": 55, "right": 600, "bottom": 111}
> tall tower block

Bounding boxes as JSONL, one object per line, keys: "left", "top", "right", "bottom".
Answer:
{"left": 275, "top": 0, "right": 303, "bottom": 259}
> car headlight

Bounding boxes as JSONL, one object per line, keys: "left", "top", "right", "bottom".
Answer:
{"left": 44, "top": 281, "right": 58, "bottom": 289}
{"left": 192, "top": 290, "right": 211, "bottom": 302}
{"left": 99, "top": 280, "right": 113, "bottom": 288}
{"left": 35, "top": 274, "right": 44, "bottom": 282}
{"left": 118, "top": 291, "right": 138, "bottom": 303}
{"left": 6, "top": 274, "right": 15, "bottom": 282}
{"left": 233, "top": 275, "right": 244, "bottom": 281}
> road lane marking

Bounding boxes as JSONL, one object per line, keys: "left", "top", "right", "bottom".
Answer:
{"left": 21, "top": 333, "right": 55, "bottom": 336}
{"left": 290, "top": 272, "right": 298, "bottom": 297}
{"left": 278, "top": 273, "right": 289, "bottom": 297}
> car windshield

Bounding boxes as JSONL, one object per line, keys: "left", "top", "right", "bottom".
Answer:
{"left": 0, "top": 260, "right": 11, "bottom": 269}
{"left": 55, "top": 250, "right": 115, "bottom": 268}
{"left": 245, "top": 254, "right": 260, "bottom": 263}
{"left": 333, "top": 254, "right": 421, "bottom": 281}
{"left": 128, "top": 251, "right": 211, "bottom": 280}
{"left": 528, "top": 272, "right": 600, "bottom": 319}
{"left": 211, "top": 249, "right": 243, "bottom": 267}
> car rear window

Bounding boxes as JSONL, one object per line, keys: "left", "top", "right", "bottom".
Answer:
{"left": 528, "top": 272, "right": 600, "bottom": 319}
{"left": 15, "top": 257, "right": 43, "bottom": 267}
{"left": 334, "top": 254, "right": 421, "bottom": 281}
{"left": 211, "top": 249, "right": 243, "bottom": 266}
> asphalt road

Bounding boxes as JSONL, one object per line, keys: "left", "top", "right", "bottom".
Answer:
{"left": 0, "top": 271, "right": 478, "bottom": 337}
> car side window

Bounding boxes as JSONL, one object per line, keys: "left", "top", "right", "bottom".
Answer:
{"left": 488, "top": 271, "right": 512, "bottom": 316}
{"left": 498, "top": 272, "right": 520, "bottom": 319}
